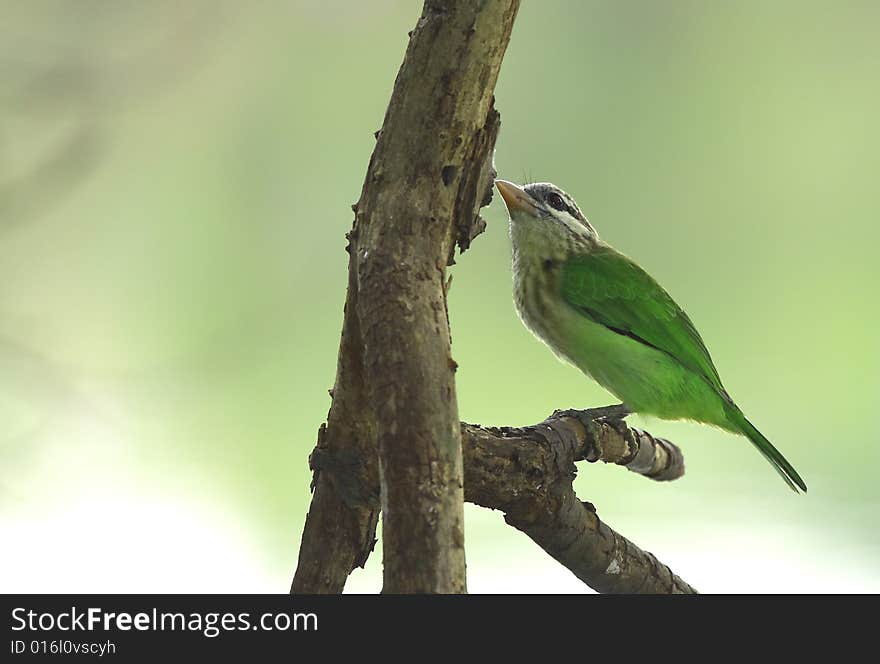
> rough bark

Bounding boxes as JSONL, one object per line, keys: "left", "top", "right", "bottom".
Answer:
{"left": 293, "top": 0, "right": 519, "bottom": 594}
{"left": 351, "top": 0, "right": 519, "bottom": 594}
{"left": 305, "top": 408, "right": 696, "bottom": 594}
{"left": 291, "top": 246, "right": 379, "bottom": 593}
{"left": 462, "top": 410, "right": 695, "bottom": 594}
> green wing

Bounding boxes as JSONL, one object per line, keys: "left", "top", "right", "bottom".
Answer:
{"left": 560, "top": 244, "right": 725, "bottom": 394}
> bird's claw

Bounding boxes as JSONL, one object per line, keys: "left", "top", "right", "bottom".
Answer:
{"left": 552, "top": 404, "right": 631, "bottom": 429}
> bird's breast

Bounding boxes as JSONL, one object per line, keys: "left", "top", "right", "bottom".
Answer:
{"left": 512, "top": 255, "right": 581, "bottom": 366}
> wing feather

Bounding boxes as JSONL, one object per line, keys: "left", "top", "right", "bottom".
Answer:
{"left": 560, "top": 245, "right": 725, "bottom": 394}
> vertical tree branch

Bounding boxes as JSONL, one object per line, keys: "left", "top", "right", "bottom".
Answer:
{"left": 355, "top": 0, "right": 519, "bottom": 594}
{"left": 293, "top": 0, "right": 519, "bottom": 594}
{"left": 291, "top": 244, "right": 379, "bottom": 593}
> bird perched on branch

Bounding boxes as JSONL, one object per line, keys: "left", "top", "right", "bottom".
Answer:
{"left": 496, "top": 179, "right": 806, "bottom": 492}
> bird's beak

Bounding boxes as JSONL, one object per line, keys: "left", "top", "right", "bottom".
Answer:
{"left": 495, "top": 180, "right": 539, "bottom": 215}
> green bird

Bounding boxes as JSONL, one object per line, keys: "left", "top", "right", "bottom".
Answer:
{"left": 495, "top": 179, "right": 806, "bottom": 492}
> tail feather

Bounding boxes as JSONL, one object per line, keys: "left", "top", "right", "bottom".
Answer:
{"left": 726, "top": 406, "right": 807, "bottom": 493}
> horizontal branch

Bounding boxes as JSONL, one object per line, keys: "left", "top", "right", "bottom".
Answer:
{"left": 462, "top": 407, "right": 695, "bottom": 594}
{"left": 308, "top": 406, "right": 696, "bottom": 594}
{"left": 475, "top": 406, "right": 685, "bottom": 482}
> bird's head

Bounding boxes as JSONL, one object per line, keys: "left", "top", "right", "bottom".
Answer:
{"left": 495, "top": 180, "right": 597, "bottom": 253}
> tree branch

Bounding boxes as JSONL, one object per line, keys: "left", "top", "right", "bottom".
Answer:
{"left": 292, "top": 0, "right": 696, "bottom": 595}
{"left": 291, "top": 244, "right": 379, "bottom": 594}
{"left": 293, "top": 0, "right": 519, "bottom": 594}
{"left": 350, "top": 0, "right": 519, "bottom": 593}
{"left": 462, "top": 410, "right": 696, "bottom": 594}
{"left": 305, "top": 408, "right": 696, "bottom": 594}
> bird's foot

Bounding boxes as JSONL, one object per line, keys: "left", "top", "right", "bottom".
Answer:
{"left": 552, "top": 403, "right": 631, "bottom": 429}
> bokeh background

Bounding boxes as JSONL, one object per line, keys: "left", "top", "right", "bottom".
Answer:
{"left": 2, "top": 0, "right": 878, "bottom": 593}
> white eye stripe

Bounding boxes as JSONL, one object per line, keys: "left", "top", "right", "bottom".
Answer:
{"left": 551, "top": 207, "right": 596, "bottom": 237}
{"left": 522, "top": 182, "right": 596, "bottom": 237}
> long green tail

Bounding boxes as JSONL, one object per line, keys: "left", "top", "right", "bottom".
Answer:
{"left": 725, "top": 406, "right": 807, "bottom": 493}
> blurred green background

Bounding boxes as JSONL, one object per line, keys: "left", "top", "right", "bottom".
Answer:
{"left": 1, "top": 0, "right": 878, "bottom": 592}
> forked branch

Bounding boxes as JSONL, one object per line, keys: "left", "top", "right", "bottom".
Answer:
{"left": 302, "top": 407, "right": 696, "bottom": 594}
{"left": 292, "top": 0, "right": 696, "bottom": 595}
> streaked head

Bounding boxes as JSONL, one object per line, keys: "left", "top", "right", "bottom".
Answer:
{"left": 495, "top": 180, "right": 596, "bottom": 242}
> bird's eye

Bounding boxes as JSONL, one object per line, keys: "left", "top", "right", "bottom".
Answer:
{"left": 546, "top": 192, "right": 567, "bottom": 212}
